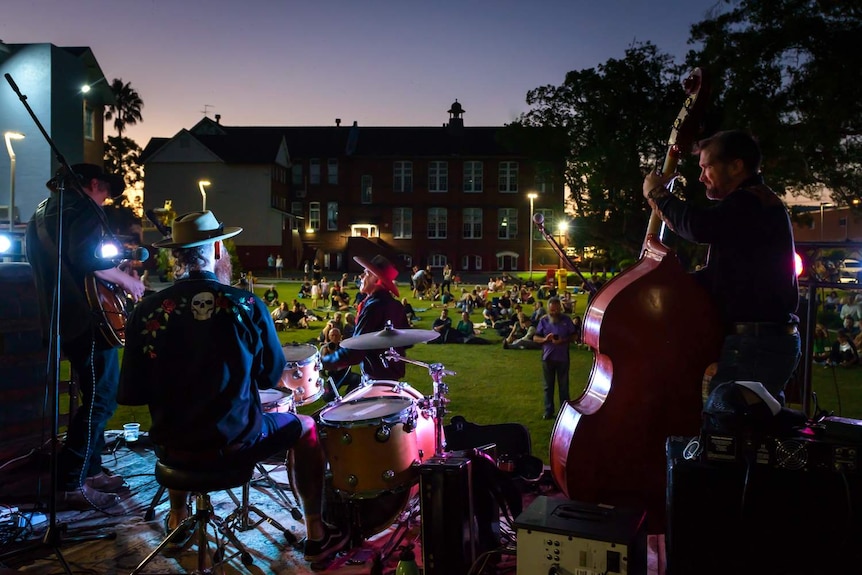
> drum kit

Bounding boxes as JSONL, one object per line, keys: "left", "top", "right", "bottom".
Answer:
{"left": 264, "top": 324, "right": 452, "bottom": 551}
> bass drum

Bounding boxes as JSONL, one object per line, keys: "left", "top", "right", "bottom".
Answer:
{"left": 341, "top": 380, "right": 436, "bottom": 461}
{"left": 322, "top": 476, "right": 415, "bottom": 539}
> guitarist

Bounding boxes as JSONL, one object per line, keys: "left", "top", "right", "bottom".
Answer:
{"left": 25, "top": 163, "right": 145, "bottom": 510}
{"left": 643, "top": 130, "right": 801, "bottom": 408}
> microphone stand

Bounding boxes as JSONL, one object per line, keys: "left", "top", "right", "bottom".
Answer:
{"left": 0, "top": 73, "right": 116, "bottom": 573}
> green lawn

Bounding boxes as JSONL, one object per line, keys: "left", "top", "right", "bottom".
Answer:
{"left": 95, "top": 279, "right": 862, "bottom": 465}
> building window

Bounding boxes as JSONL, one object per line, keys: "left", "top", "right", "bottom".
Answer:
{"left": 327, "top": 202, "right": 338, "bottom": 231}
{"left": 428, "top": 254, "right": 447, "bottom": 268}
{"left": 463, "top": 208, "right": 482, "bottom": 239}
{"left": 428, "top": 207, "right": 447, "bottom": 239}
{"left": 309, "top": 202, "right": 321, "bottom": 231}
{"left": 393, "top": 208, "right": 413, "bottom": 239}
{"left": 462, "top": 255, "right": 482, "bottom": 270}
{"left": 327, "top": 159, "right": 338, "bottom": 185}
{"left": 394, "top": 161, "right": 413, "bottom": 193}
{"left": 84, "top": 105, "right": 95, "bottom": 141}
{"left": 475, "top": 255, "right": 482, "bottom": 270}
{"left": 498, "top": 208, "right": 518, "bottom": 239}
{"left": 463, "top": 161, "right": 483, "bottom": 193}
{"left": 534, "top": 162, "right": 553, "bottom": 195}
{"left": 310, "top": 158, "right": 321, "bottom": 185}
{"left": 534, "top": 208, "right": 554, "bottom": 240}
{"left": 290, "top": 201, "right": 302, "bottom": 231}
{"left": 499, "top": 161, "right": 518, "bottom": 193}
{"left": 361, "top": 175, "right": 372, "bottom": 204}
{"left": 292, "top": 164, "right": 303, "bottom": 186}
{"left": 429, "top": 161, "right": 448, "bottom": 193}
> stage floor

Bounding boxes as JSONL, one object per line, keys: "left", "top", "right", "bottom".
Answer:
{"left": 0, "top": 433, "right": 666, "bottom": 574}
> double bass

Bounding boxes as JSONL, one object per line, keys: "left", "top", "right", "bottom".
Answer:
{"left": 545, "top": 68, "right": 723, "bottom": 532}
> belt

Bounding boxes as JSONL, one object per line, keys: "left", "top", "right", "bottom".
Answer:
{"left": 732, "top": 322, "right": 798, "bottom": 336}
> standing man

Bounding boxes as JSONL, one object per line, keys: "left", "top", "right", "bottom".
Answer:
{"left": 275, "top": 254, "right": 284, "bottom": 279}
{"left": 26, "top": 164, "right": 145, "bottom": 509}
{"left": 644, "top": 130, "right": 800, "bottom": 405}
{"left": 321, "top": 255, "right": 409, "bottom": 381}
{"left": 534, "top": 297, "right": 578, "bottom": 419}
{"left": 118, "top": 211, "right": 348, "bottom": 562}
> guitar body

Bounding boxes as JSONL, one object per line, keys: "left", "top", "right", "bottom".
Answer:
{"left": 84, "top": 274, "right": 129, "bottom": 347}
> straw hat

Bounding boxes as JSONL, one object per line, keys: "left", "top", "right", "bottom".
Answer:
{"left": 153, "top": 211, "right": 242, "bottom": 248}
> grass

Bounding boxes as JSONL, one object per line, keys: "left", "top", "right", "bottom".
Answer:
{"left": 89, "top": 279, "right": 862, "bottom": 466}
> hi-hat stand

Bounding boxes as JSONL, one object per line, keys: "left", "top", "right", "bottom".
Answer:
{"left": 0, "top": 73, "right": 116, "bottom": 573}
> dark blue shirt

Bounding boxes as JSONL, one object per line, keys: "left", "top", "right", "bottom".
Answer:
{"left": 655, "top": 175, "right": 799, "bottom": 326}
{"left": 118, "top": 271, "right": 286, "bottom": 451}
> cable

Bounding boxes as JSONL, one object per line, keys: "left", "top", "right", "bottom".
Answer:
{"left": 0, "top": 449, "right": 36, "bottom": 472}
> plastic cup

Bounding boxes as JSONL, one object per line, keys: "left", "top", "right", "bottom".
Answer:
{"left": 123, "top": 422, "right": 140, "bottom": 442}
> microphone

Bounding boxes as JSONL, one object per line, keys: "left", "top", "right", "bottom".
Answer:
{"left": 533, "top": 212, "right": 545, "bottom": 226}
{"left": 98, "top": 244, "right": 150, "bottom": 262}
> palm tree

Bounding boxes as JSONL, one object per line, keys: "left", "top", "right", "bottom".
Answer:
{"left": 105, "top": 78, "right": 143, "bottom": 138}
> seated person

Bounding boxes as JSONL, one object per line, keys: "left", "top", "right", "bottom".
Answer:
{"left": 429, "top": 307, "right": 459, "bottom": 343}
{"left": 318, "top": 312, "right": 345, "bottom": 343}
{"left": 456, "top": 311, "right": 475, "bottom": 338}
{"left": 482, "top": 301, "right": 500, "bottom": 327}
{"left": 402, "top": 297, "right": 419, "bottom": 324}
{"left": 287, "top": 302, "right": 310, "bottom": 328}
{"left": 503, "top": 315, "right": 541, "bottom": 349}
{"left": 830, "top": 329, "right": 859, "bottom": 367}
{"left": 271, "top": 301, "right": 290, "bottom": 330}
{"left": 843, "top": 316, "right": 861, "bottom": 338}
{"left": 298, "top": 281, "right": 311, "bottom": 299}
{"left": 320, "top": 327, "right": 362, "bottom": 402}
{"left": 262, "top": 284, "right": 279, "bottom": 307}
{"left": 329, "top": 286, "right": 351, "bottom": 312}
{"left": 342, "top": 313, "right": 356, "bottom": 338}
{"left": 117, "top": 210, "right": 348, "bottom": 561}
{"left": 812, "top": 323, "right": 831, "bottom": 364}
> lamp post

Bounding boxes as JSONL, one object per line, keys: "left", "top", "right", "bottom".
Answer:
{"left": 4, "top": 131, "right": 25, "bottom": 232}
{"left": 528, "top": 192, "right": 538, "bottom": 280}
{"left": 198, "top": 180, "right": 211, "bottom": 211}
{"left": 557, "top": 220, "right": 568, "bottom": 269}
{"left": 819, "top": 202, "right": 833, "bottom": 241}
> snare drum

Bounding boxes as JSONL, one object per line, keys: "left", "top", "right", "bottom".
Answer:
{"left": 279, "top": 343, "right": 324, "bottom": 405}
{"left": 318, "top": 395, "right": 421, "bottom": 498}
{"left": 342, "top": 380, "right": 436, "bottom": 461}
{"left": 259, "top": 388, "right": 293, "bottom": 413}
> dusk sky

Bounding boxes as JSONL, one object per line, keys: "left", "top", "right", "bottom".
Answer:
{"left": 2, "top": 0, "right": 724, "bottom": 148}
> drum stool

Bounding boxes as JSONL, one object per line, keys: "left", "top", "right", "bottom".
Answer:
{"left": 223, "top": 461, "right": 301, "bottom": 543}
{"left": 131, "top": 461, "right": 255, "bottom": 574}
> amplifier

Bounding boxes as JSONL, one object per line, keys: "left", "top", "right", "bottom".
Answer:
{"left": 667, "top": 436, "right": 862, "bottom": 575}
{"left": 419, "top": 455, "right": 476, "bottom": 575}
{"left": 514, "top": 496, "right": 646, "bottom": 575}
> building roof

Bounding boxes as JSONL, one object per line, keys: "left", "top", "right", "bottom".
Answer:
{"left": 141, "top": 117, "right": 545, "bottom": 164}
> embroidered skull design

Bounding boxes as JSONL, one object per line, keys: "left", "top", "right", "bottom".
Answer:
{"left": 191, "top": 292, "right": 215, "bottom": 320}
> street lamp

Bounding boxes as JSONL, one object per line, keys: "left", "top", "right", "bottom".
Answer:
{"left": 527, "top": 193, "right": 538, "bottom": 280}
{"left": 819, "top": 202, "right": 833, "bottom": 241}
{"left": 557, "top": 220, "right": 568, "bottom": 268}
{"left": 4, "top": 131, "right": 25, "bottom": 232}
{"left": 198, "top": 180, "right": 211, "bottom": 211}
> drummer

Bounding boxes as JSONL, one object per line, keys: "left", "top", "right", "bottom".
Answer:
{"left": 321, "top": 255, "right": 410, "bottom": 381}
{"left": 118, "top": 210, "right": 349, "bottom": 564}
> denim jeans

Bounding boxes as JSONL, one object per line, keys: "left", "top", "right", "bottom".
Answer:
{"left": 59, "top": 333, "right": 120, "bottom": 489}
{"left": 709, "top": 332, "right": 802, "bottom": 405}
{"left": 542, "top": 359, "right": 571, "bottom": 417}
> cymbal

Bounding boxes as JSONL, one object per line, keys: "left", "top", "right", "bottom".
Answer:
{"left": 340, "top": 327, "right": 439, "bottom": 350}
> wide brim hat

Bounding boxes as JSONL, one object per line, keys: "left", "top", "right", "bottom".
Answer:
{"left": 153, "top": 210, "right": 242, "bottom": 248}
{"left": 354, "top": 254, "right": 400, "bottom": 297}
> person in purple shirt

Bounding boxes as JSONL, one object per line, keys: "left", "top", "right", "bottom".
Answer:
{"left": 533, "top": 297, "right": 579, "bottom": 419}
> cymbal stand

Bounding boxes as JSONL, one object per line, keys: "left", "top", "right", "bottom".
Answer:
{"left": 382, "top": 349, "right": 454, "bottom": 456}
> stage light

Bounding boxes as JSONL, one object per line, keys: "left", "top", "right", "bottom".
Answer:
{"left": 0, "top": 234, "right": 11, "bottom": 254}
{"left": 795, "top": 252, "right": 803, "bottom": 277}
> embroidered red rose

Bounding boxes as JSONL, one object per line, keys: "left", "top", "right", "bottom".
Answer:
{"left": 216, "top": 295, "right": 231, "bottom": 309}
{"left": 161, "top": 299, "right": 177, "bottom": 314}
{"left": 145, "top": 319, "right": 161, "bottom": 333}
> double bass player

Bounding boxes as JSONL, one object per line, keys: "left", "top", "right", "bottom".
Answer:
{"left": 644, "top": 129, "right": 801, "bottom": 406}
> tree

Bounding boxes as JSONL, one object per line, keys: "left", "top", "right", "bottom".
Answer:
{"left": 512, "top": 42, "right": 693, "bottom": 260}
{"left": 687, "top": 0, "right": 862, "bottom": 206}
{"left": 105, "top": 78, "right": 143, "bottom": 139}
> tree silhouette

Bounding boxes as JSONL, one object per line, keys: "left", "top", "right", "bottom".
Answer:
{"left": 105, "top": 78, "right": 143, "bottom": 139}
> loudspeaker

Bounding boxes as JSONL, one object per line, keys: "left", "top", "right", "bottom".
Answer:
{"left": 667, "top": 437, "right": 862, "bottom": 575}
{"left": 419, "top": 455, "right": 476, "bottom": 575}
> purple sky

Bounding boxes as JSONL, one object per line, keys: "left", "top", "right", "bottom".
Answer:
{"left": 2, "top": 0, "right": 723, "bottom": 147}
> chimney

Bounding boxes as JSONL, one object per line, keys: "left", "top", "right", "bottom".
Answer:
{"left": 215, "top": 114, "right": 221, "bottom": 124}
{"left": 336, "top": 118, "right": 342, "bottom": 127}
